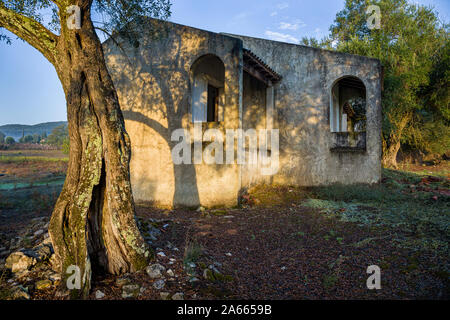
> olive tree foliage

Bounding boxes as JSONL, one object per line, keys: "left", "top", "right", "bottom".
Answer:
{"left": 0, "top": 0, "right": 171, "bottom": 299}
{"left": 405, "top": 39, "right": 450, "bottom": 157}
{"left": 327, "top": 0, "right": 448, "bottom": 167}
{"left": 0, "top": 1, "right": 171, "bottom": 42}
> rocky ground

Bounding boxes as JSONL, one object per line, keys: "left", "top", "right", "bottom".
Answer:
{"left": 0, "top": 157, "right": 448, "bottom": 300}
{"left": 0, "top": 200, "right": 448, "bottom": 300}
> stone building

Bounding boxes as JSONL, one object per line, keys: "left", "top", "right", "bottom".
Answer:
{"left": 103, "top": 19, "right": 382, "bottom": 208}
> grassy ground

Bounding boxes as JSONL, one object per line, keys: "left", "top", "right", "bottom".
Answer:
{"left": 396, "top": 161, "right": 450, "bottom": 177}
{"left": 0, "top": 150, "right": 66, "bottom": 254}
{"left": 302, "top": 168, "right": 450, "bottom": 255}
{"left": 248, "top": 164, "right": 449, "bottom": 255}
{"left": 0, "top": 150, "right": 68, "bottom": 161}
{"left": 0, "top": 150, "right": 67, "bottom": 191}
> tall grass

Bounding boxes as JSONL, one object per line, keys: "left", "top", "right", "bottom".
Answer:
{"left": 0, "top": 155, "right": 68, "bottom": 163}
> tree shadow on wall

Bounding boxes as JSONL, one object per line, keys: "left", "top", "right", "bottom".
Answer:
{"left": 122, "top": 110, "right": 200, "bottom": 208}
{"left": 114, "top": 30, "right": 201, "bottom": 208}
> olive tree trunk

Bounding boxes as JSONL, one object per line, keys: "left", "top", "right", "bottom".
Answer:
{"left": 46, "top": 6, "right": 149, "bottom": 299}
{"left": 382, "top": 136, "right": 401, "bottom": 168}
{"left": 381, "top": 113, "right": 411, "bottom": 169}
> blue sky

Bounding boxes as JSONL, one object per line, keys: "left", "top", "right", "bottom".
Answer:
{"left": 0, "top": 0, "right": 448, "bottom": 126}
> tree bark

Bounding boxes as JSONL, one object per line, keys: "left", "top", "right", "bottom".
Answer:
{"left": 0, "top": 1, "right": 149, "bottom": 299}
{"left": 46, "top": 3, "right": 149, "bottom": 299}
{"left": 381, "top": 113, "right": 411, "bottom": 169}
{"left": 382, "top": 136, "right": 401, "bottom": 168}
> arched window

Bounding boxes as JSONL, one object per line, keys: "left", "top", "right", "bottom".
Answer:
{"left": 330, "top": 76, "right": 366, "bottom": 133}
{"left": 191, "top": 54, "right": 225, "bottom": 123}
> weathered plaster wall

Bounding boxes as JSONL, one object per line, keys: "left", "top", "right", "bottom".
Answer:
{"left": 242, "top": 72, "right": 267, "bottom": 131}
{"left": 232, "top": 35, "right": 382, "bottom": 186}
{"left": 241, "top": 72, "right": 271, "bottom": 187}
{"left": 103, "top": 20, "right": 382, "bottom": 208}
{"left": 104, "top": 20, "right": 243, "bottom": 207}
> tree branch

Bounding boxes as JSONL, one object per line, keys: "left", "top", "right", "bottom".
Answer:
{"left": 49, "top": 0, "right": 63, "bottom": 6}
{"left": 0, "top": 4, "right": 59, "bottom": 64}
{"left": 94, "top": 26, "right": 133, "bottom": 63}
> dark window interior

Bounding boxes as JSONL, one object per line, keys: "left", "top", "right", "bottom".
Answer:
{"left": 207, "top": 84, "right": 219, "bottom": 122}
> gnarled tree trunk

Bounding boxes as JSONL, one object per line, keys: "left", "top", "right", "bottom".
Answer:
{"left": 382, "top": 136, "right": 401, "bottom": 168}
{"left": 47, "top": 4, "right": 149, "bottom": 299}
{"left": 381, "top": 113, "right": 411, "bottom": 169}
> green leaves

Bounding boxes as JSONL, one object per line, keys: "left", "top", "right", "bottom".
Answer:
{"left": 92, "top": 0, "right": 171, "bottom": 41}
{"left": 328, "top": 0, "right": 449, "bottom": 160}
{"left": 0, "top": 0, "right": 171, "bottom": 38}
{"left": 45, "top": 123, "right": 68, "bottom": 149}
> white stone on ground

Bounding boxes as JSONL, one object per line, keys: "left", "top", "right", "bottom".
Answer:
{"left": 95, "top": 290, "right": 105, "bottom": 299}
{"left": 146, "top": 264, "right": 166, "bottom": 279}
{"left": 172, "top": 292, "right": 184, "bottom": 300}
{"left": 153, "top": 279, "right": 165, "bottom": 290}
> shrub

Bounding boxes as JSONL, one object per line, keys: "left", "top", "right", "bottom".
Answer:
{"left": 19, "top": 135, "right": 34, "bottom": 143}
{"left": 183, "top": 241, "right": 203, "bottom": 266}
{"left": 5, "top": 136, "right": 15, "bottom": 145}
{"left": 61, "top": 137, "right": 70, "bottom": 154}
{"left": 46, "top": 124, "right": 68, "bottom": 149}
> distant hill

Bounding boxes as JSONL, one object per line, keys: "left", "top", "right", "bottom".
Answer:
{"left": 0, "top": 121, "right": 67, "bottom": 141}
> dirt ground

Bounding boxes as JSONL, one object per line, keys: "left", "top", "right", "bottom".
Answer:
{"left": 397, "top": 161, "right": 450, "bottom": 178}
{"left": 0, "top": 152, "right": 448, "bottom": 300}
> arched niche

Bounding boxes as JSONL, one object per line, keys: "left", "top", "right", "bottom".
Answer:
{"left": 330, "top": 76, "right": 366, "bottom": 133}
{"left": 190, "top": 54, "right": 225, "bottom": 123}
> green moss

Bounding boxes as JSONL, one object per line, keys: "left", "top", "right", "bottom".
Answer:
{"left": 212, "top": 273, "right": 234, "bottom": 283}
{"left": 434, "top": 270, "right": 450, "bottom": 281}
{"left": 123, "top": 229, "right": 147, "bottom": 256}
{"left": 150, "top": 221, "right": 161, "bottom": 228}
{"left": 247, "top": 184, "right": 307, "bottom": 207}
{"left": 323, "top": 273, "right": 338, "bottom": 290}
{"left": 0, "top": 287, "right": 13, "bottom": 300}
{"left": 203, "top": 268, "right": 214, "bottom": 281}
{"left": 210, "top": 210, "right": 228, "bottom": 216}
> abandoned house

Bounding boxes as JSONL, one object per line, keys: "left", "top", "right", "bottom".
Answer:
{"left": 103, "top": 19, "right": 382, "bottom": 208}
